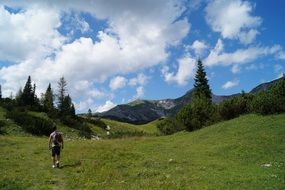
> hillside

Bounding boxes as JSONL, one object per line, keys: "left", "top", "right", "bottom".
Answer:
{"left": 0, "top": 114, "right": 284, "bottom": 189}
{"left": 99, "top": 77, "right": 282, "bottom": 124}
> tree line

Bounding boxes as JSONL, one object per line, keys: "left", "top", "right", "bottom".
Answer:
{"left": 0, "top": 76, "right": 75, "bottom": 118}
{"left": 0, "top": 76, "right": 81, "bottom": 136}
{"left": 158, "top": 59, "right": 285, "bottom": 135}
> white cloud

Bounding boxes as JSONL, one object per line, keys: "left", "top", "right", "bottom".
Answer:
{"left": 135, "top": 86, "right": 144, "bottom": 98}
{"left": 222, "top": 79, "right": 239, "bottom": 89}
{"left": 96, "top": 100, "right": 116, "bottom": 113}
{"left": 205, "top": 39, "right": 281, "bottom": 68}
{"left": 0, "top": 0, "right": 190, "bottom": 104}
{"left": 205, "top": 0, "right": 262, "bottom": 44}
{"left": 188, "top": 40, "right": 208, "bottom": 56}
{"left": 162, "top": 56, "right": 196, "bottom": 86}
{"left": 0, "top": 5, "right": 64, "bottom": 62}
{"left": 128, "top": 73, "right": 149, "bottom": 86}
{"left": 109, "top": 76, "right": 127, "bottom": 91}
{"left": 231, "top": 65, "right": 240, "bottom": 74}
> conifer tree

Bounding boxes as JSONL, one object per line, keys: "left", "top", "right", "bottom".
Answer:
{"left": 57, "top": 77, "right": 67, "bottom": 113}
{"left": 70, "top": 103, "right": 76, "bottom": 117}
{"left": 15, "top": 87, "right": 23, "bottom": 105}
{"left": 88, "top": 108, "right": 92, "bottom": 118}
{"left": 188, "top": 59, "right": 213, "bottom": 130}
{"left": 193, "top": 59, "right": 212, "bottom": 102}
{"left": 43, "top": 83, "right": 54, "bottom": 113}
{"left": 21, "top": 76, "right": 34, "bottom": 106}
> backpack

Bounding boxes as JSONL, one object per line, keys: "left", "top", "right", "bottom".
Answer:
{"left": 52, "top": 132, "right": 63, "bottom": 146}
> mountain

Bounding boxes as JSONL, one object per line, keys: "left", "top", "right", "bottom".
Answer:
{"left": 250, "top": 77, "right": 282, "bottom": 93}
{"left": 98, "top": 90, "right": 238, "bottom": 124}
{"left": 99, "top": 77, "right": 282, "bottom": 124}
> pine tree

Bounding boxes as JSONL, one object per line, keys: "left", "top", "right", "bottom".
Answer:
{"left": 21, "top": 76, "right": 34, "bottom": 106}
{"left": 193, "top": 59, "right": 212, "bottom": 102}
{"left": 70, "top": 103, "right": 76, "bottom": 117}
{"left": 88, "top": 108, "right": 92, "bottom": 118}
{"left": 62, "top": 94, "right": 72, "bottom": 114}
{"left": 15, "top": 87, "right": 23, "bottom": 105}
{"left": 188, "top": 59, "right": 213, "bottom": 130}
{"left": 43, "top": 83, "right": 54, "bottom": 113}
{"left": 57, "top": 77, "right": 67, "bottom": 113}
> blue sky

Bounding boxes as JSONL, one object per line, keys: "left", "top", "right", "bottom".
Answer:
{"left": 0, "top": 0, "right": 284, "bottom": 113}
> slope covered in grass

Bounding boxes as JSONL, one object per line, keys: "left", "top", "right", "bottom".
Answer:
{"left": 102, "top": 118, "right": 161, "bottom": 135}
{"left": 0, "top": 114, "right": 284, "bottom": 189}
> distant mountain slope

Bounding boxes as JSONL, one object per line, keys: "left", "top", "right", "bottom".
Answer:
{"left": 99, "top": 77, "right": 282, "bottom": 124}
{"left": 250, "top": 77, "right": 282, "bottom": 93}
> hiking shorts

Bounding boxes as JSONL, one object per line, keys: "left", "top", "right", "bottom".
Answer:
{"left": 51, "top": 146, "right": 60, "bottom": 157}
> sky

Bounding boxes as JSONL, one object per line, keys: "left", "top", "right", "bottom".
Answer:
{"left": 0, "top": 0, "right": 284, "bottom": 113}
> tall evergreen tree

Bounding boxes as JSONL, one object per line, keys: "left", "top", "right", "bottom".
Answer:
{"left": 57, "top": 76, "right": 67, "bottom": 113}
{"left": 193, "top": 59, "right": 212, "bottom": 102}
{"left": 15, "top": 87, "right": 23, "bottom": 105}
{"left": 88, "top": 108, "right": 92, "bottom": 118}
{"left": 21, "top": 76, "right": 34, "bottom": 106}
{"left": 186, "top": 59, "right": 213, "bottom": 131}
{"left": 43, "top": 83, "right": 54, "bottom": 113}
{"left": 70, "top": 103, "right": 76, "bottom": 117}
{"left": 62, "top": 94, "right": 72, "bottom": 114}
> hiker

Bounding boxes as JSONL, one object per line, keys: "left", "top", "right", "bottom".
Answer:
{"left": 48, "top": 126, "right": 64, "bottom": 168}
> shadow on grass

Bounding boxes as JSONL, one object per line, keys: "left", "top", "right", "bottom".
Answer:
{"left": 60, "top": 160, "right": 81, "bottom": 169}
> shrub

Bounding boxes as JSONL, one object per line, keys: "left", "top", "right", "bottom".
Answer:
{"left": 7, "top": 110, "right": 53, "bottom": 136}
{"left": 218, "top": 94, "right": 253, "bottom": 120}
{"left": 251, "top": 92, "right": 283, "bottom": 115}
{"left": 157, "top": 117, "right": 185, "bottom": 135}
{"left": 78, "top": 124, "right": 93, "bottom": 139}
{"left": 176, "top": 104, "right": 192, "bottom": 129}
{"left": 251, "top": 76, "right": 285, "bottom": 115}
{"left": 188, "top": 96, "right": 214, "bottom": 131}
{"left": 80, "top": 117, "right": 107, "bottom": 129}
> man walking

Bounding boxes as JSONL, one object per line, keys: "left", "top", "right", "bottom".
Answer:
{"left": 48, "top": 126, "right": 64, "bottom": 168}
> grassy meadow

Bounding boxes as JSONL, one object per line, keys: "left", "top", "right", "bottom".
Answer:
{"left": 0, "top": 114, "right": 284, "bottom": 189}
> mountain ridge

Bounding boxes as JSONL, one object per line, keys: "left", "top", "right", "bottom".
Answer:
{"left": 98, "top": 77, "right": 282, "bottom": 124}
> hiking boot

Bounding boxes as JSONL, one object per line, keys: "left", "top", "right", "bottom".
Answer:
{"left": 56, "top": 162, "right": 60, "bottom": 168}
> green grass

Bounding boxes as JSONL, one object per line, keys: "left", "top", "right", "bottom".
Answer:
{"left": 102, "top": 118, "right": 161, "bottom": 135}
{"left": 1, "top": 114, "right": 284, "bottom": 189}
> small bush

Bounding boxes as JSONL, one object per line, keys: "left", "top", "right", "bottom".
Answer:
{"left": 251, "top": 76, "right": 285, "bottom": 115}
{"left": 157, "top": 118, "right": 185, "bottom": 135}
{"left": 188, "top": 97, "right": 214, "bottom": 131}
{"left": 218, "top": 94, "right": 253, "bottom": 120}
{"left": 7, "top": 110, "right": 53, "bottom": 136}
{"left": 80, "top": 117, "right": 107, "bottom": 129}
{"left": 78, "top": 124, "right": 93, "bottom": 139}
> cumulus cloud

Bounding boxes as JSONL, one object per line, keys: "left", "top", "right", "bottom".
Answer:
{"left": 205, "top": 0, "right": 262, "bottom": 44}
{"left": 204, "top": 39, "right": 282, "bottom": 68}
{"left": 0, "top": 5, "right": 64, "bottom": 62}
{"left": 222, "top": 79, "right": 239, "bottom": 89}
{"left": 162, "top": 56, "right": 196, "bottom": 86}
{"left": 128, "top": 73, "right": 149, "bottom": 87}
{"left": 187, "top": 40, "right": 208, "bottom": 56}
{"left": 0, "top": 0, "right": 191, "bottom": 112}
{"left": 135, "top": 86, "right": 144, "bottom": 98}
{"left": 109, "top": 76, "right": 127, "bottom": 91}
{"left": 96, "top": 100, "right": 116, "bottom": 113}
